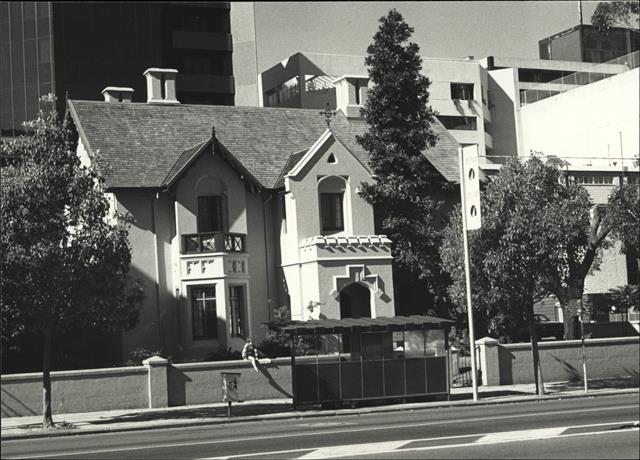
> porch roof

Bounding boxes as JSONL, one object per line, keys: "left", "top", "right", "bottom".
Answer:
{"left": 264, "top": 315, "right": 453, "bottom": 335}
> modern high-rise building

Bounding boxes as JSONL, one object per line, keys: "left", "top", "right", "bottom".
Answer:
{"left": 0, "top": 2, "right": 235, "bottom": 138}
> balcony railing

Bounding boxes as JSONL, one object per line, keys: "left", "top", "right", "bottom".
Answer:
{"left": 182, "top": 232, "right": 246, "bottom": 254}
{"left": 520, "top": 50, "right": 639, "bottom": 105}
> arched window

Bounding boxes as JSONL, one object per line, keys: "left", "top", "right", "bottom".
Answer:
{"left": 318, "top": 176, "right": 347, "bottom": 234}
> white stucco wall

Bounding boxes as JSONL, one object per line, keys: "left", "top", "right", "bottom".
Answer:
{"left": 282, "top": 134, "right": 395, "bottom": 321}
{"left": 520, "top": 68, "right": 639, "bottom": 169}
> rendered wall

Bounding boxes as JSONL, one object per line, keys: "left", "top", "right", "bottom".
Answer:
{"left": 115, "top": 190, "right": 167, "bottom": 358}
{"left": 1, "top": 367, "right": 148, "bottom": 417}
{"left": 520, "top": 68, "right": 640, "bottom": 165}
{"left": 496, "top": 337, "right": 639, "bottom": 385}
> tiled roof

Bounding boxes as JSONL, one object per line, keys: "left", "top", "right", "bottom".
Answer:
{"left": 68, "top": 100, "right": 460, "bottom": 189}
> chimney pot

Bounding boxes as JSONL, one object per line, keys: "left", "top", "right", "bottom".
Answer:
{"left": 102, "top": 87, "right": 134, "bottom": 103}
{"left": 143, "top": 68, "right": 179, "bottom": 104}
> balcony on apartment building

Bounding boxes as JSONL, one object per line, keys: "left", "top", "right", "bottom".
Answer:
{"left": 179, "top": 232, "right": 248, "bottom": 281}
{"left": 520, "top": 51, "right": 639, "bottom": 105}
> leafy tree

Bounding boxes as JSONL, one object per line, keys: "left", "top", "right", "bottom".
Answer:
{"left": 357, "top": 9, "right": 451, "bottom": 314}
{"left": 441, "top": 157, "right": 640, "bottom": 393}
{"left": 440, "top": 205, "right": 529, "bottom": 350}
{"left": 546, "top": 179, "right": 639, "bottom": 336}
{"left": 0, "top": 95, "right": 143, "bottom": 428}
{"left": 591, "top": 1, "right": 640, "bottom": 34}
{"left": 441, "top": 158, "right": 595, "bottom": 394}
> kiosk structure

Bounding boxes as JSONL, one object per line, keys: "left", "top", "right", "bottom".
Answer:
{"left": 265, "top": 315, "right": 453, "bottom": 407}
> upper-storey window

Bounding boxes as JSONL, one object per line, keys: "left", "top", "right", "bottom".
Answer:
{"left": 437, "top": 115, "right": 477, "bottom": 131}
{"left": 320, "top": 193, "right": 344, "bottom": 232}
{"left": 319, "top": 176, "right": 347, "bottom": 234}
{"left": 197, "top": 195, "right": 225, "bottom": 232}
{"left": 574, "top": 175, "right": 614, "bottom": 185}
{"left": 450, "top": 83, "right": 474, "bottom": 100}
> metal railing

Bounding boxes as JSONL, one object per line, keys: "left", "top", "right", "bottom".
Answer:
{"left": 520, "top": 50, "right": 639, "bottom": 105}
{"left": 181, "top": 232, "right": 246, "bottom": 254}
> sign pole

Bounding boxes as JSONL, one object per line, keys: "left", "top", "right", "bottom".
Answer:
{"left": 458, "top": 147, "right": 479, "bottom": 401}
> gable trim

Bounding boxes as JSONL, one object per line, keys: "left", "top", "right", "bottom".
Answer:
{"left": 286, "top": 129, "right": 372, "bottom": 180}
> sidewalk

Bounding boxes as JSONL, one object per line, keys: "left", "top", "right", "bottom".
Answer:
{"left": 2, "top": 378, "right": 638, "bottom": 440}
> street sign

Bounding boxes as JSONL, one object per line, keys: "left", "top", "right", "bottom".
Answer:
{"left": 222, "top": 372, "right": 241, "bottom": 402}
{"left": 461, "top": 145, "right": 481, "bottom": 230}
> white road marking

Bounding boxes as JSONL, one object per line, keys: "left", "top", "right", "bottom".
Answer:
{"left": 202, "top": 422, "right": 639, "bottom": 460}
{"left": 4, "top": 405, "right": 637, "bottom": 459}
{"left": 298, "top": 440, "right": 408, "bottom": 459}
{"left": 478, "top": 427, "right": 567, "bottom": 444}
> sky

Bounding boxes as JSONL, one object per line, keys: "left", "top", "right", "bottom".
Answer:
{"left": 253, "top": 1, "right": 600, "bottom": 71}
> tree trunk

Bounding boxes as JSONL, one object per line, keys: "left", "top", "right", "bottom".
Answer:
{"left": 561, "top": 285, "right": 584, "bottom": 340}
{"left": 42, "top": 324, "right": 54, "bottom": 428}
{"left": 527, "top": 300, "right": 545, "bottom": 395}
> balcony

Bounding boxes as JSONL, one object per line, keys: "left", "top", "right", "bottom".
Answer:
{"left": 182, "top": 232, "right": 246, "bottom": 254}
{"left": 180, "top": 232, "right": 248, "bottom": 281}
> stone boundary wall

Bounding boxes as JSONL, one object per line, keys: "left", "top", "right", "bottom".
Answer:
{"left": 1, "top": 356, "right": 325, "bottom": 418}
{"left": 1, "top": 366, "right": 148, "bottom": 418}
{"left": 476, "top": 336, "right": 639, "bottom": 385}
{"left": 3, "top": 338, "right": 638, "bottom": 418}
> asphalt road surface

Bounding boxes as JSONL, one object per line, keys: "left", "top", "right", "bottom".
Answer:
{"left": 2, "top": 394, "right": 638, "bottom": 459}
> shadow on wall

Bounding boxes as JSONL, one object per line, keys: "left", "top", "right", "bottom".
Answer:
{"left": 1, "top": 387, "right": 38, "bottom": 418}
{"left": 168, "top": 366, "right": 194, "bottom": 407}
{"left": 259, "top": 362, "right": 292, "bottom": 398}
{"left": 498, "top": 346, "right": 515, "bottom": 385}
{"left": 550, "top": 355, "right": 582, "bottom": 383}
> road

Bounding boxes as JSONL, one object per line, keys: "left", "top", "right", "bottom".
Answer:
{"left": 2, "top": 394, "right": 638, "bottom": 459}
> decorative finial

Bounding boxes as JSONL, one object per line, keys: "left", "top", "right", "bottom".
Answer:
{"left": 211, "top": 123, "right": 216, "bottom": 139}
{"left": 319, "top": 102, "right": 336, "bottom": 128}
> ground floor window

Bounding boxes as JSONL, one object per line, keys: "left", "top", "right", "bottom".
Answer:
{"left": 229, "top": 285, "right": 246, "bottom": 337}
{"left": 192, "top": 286, "right": 217, "bottom": 339}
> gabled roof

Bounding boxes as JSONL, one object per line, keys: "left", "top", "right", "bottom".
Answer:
{"left": 68, "top": 100, "right": 461, "bottom": 189}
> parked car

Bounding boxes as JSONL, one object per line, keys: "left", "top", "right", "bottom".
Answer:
{"left": 515, "top": 314, "right": 564, "bottom": 341}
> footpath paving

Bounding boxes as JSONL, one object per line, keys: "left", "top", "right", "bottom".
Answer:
{"left": 1, "top": 378, "right": 638, "bottom": 440}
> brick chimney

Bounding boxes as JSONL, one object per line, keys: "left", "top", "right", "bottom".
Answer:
{"left": 333, "top": 75, "right": 369, "bottom": 118}
{"left": 101, "top": 87, "right": 134, "bottom": 103}
{"left": 143, "top": 68, "right": 179, "bottom": 104}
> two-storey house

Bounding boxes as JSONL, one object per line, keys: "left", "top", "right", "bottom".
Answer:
{"left": 67, "top": 68, "right": 460, "bottom": 362}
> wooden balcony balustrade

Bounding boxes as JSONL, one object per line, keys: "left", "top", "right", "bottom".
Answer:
{"left": 181, "top": 232, "right": 246, "bottom": 254}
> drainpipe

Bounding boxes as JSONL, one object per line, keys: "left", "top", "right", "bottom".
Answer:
{"left": 262, "top": 191, "right": 274, "bottom": 322}
{"left": 151, "top": 192, "right": 165, "bottom": 353}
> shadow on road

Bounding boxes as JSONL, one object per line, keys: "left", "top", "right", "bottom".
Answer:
{"left": 545, "top": 376, "right": 639, "bottom": 392}
{"left": 86, "top": 402, "right": 299, "bottom": 425}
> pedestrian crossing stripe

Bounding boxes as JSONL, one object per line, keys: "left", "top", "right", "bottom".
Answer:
{"left": 206, "top": 421, "right": 639, "bottom": 459}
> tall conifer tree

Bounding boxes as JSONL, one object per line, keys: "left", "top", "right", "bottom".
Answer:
{"left": 357, "top": 9, "right": 449, "bottom": 312}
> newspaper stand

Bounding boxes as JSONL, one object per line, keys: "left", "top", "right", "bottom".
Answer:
{"left": 265, "top": 315, "right": 453, "bottom": 408}
{"left": 221, "top": 372, "right": 241, "bottom": 416}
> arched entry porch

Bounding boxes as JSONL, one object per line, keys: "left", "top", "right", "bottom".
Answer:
{"left": 339, "top": 282, "right": 371, "bottom": 319}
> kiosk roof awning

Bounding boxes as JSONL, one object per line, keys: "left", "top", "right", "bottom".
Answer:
{"left": 264, "top": 315, "right": 454, "bottom": 335}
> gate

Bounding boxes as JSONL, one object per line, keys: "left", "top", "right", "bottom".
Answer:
{"left": 450, "top": 345, "right": 480, "bottom": 387}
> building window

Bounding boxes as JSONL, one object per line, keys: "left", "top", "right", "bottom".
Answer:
{"left": 197, "top": 196, "right": 224, "bottom": 232}
{"left": 436, "top": 115, "right": 477, "bottom": 131}
{"left": 318, "top": 176, "right": 347, "bottom": 234}
{"left": 229, "top": 286, "right": 246, "bottom": 338}
{"left": 574, "top": 175, "right": 614, "bottom": 185}
{"left": 192, "top": 286, "right": 217, "bottom": 339}
{"left": 450, "top": 83, "right": 474, "bottom": 100}
{"left": 320, "top": 193, "right": 344, "bottom": 232}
